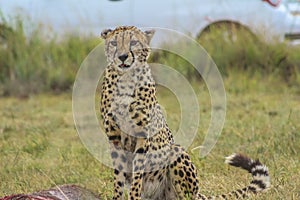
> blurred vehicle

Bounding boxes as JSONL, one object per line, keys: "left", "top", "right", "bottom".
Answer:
{"left": 0, "top": 0, "right": 299, "bottom": 42}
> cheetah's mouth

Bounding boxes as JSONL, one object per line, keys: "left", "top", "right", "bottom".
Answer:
{"left": 119, "top": 63, "right": 131, "bottom": 69}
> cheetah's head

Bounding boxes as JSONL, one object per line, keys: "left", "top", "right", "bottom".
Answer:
{"left": 101, "top": 26, "right": 155, "bottom": 72}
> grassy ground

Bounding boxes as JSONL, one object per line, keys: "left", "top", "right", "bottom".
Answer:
{"left": 0, "top": 73, "right": 299, "bottom": 199}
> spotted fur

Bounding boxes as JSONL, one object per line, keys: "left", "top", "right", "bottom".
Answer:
{"left": 100, "top": 26, "right": 270, "bottom": 200}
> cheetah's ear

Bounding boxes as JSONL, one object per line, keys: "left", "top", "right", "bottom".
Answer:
{"left": 144, "top": 29, "right": 155, "bottom": 44}
{"left": 101, "top": 29, "right": 113, "bottom": 40}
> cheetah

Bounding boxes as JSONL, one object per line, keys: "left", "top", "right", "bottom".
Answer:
{"left": 100, "top": 26, "right": 270, "bottom": 200}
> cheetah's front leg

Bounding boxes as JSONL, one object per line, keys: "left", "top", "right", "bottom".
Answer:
{"left": 110, "top": 143, "right": 127, "bottom": 200}
{"left": 129, "top": 138, "right": 148, "bottom": 200}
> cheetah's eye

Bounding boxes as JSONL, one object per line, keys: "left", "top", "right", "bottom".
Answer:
{"left": 110, "top": 41, "right": 117, "bottom": 46}
{"left": 130, "top": 40, "right": 138, "bottom": 46}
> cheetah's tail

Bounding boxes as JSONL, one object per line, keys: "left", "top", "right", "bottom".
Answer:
{"left": 197, "top": 153, "right": 270, "bottom": 200}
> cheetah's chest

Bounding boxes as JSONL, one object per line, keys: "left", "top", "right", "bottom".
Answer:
{"left": 110, "top": 72, "right": 136, "bottom": 115}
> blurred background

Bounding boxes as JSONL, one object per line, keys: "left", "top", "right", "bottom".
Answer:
{"left": 0, "top": 0, "right": 300, "bottom": 96}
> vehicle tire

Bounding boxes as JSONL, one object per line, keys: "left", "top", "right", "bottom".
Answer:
{"left": 197, "top": 21, "right": 257, "bottom": 47}
{"left": 197, "top": 22, "right": 263, "bottom": 73}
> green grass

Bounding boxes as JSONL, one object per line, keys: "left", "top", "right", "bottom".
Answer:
{"left": 0, "top": 15, "right": 101, "bottom": 97}
{"left": 0, "top": 74, "right": 299, "bottom": 199}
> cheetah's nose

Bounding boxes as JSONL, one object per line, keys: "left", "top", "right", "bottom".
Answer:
{"left": 118, "top": 54, "right": 128, "bottom": 62}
